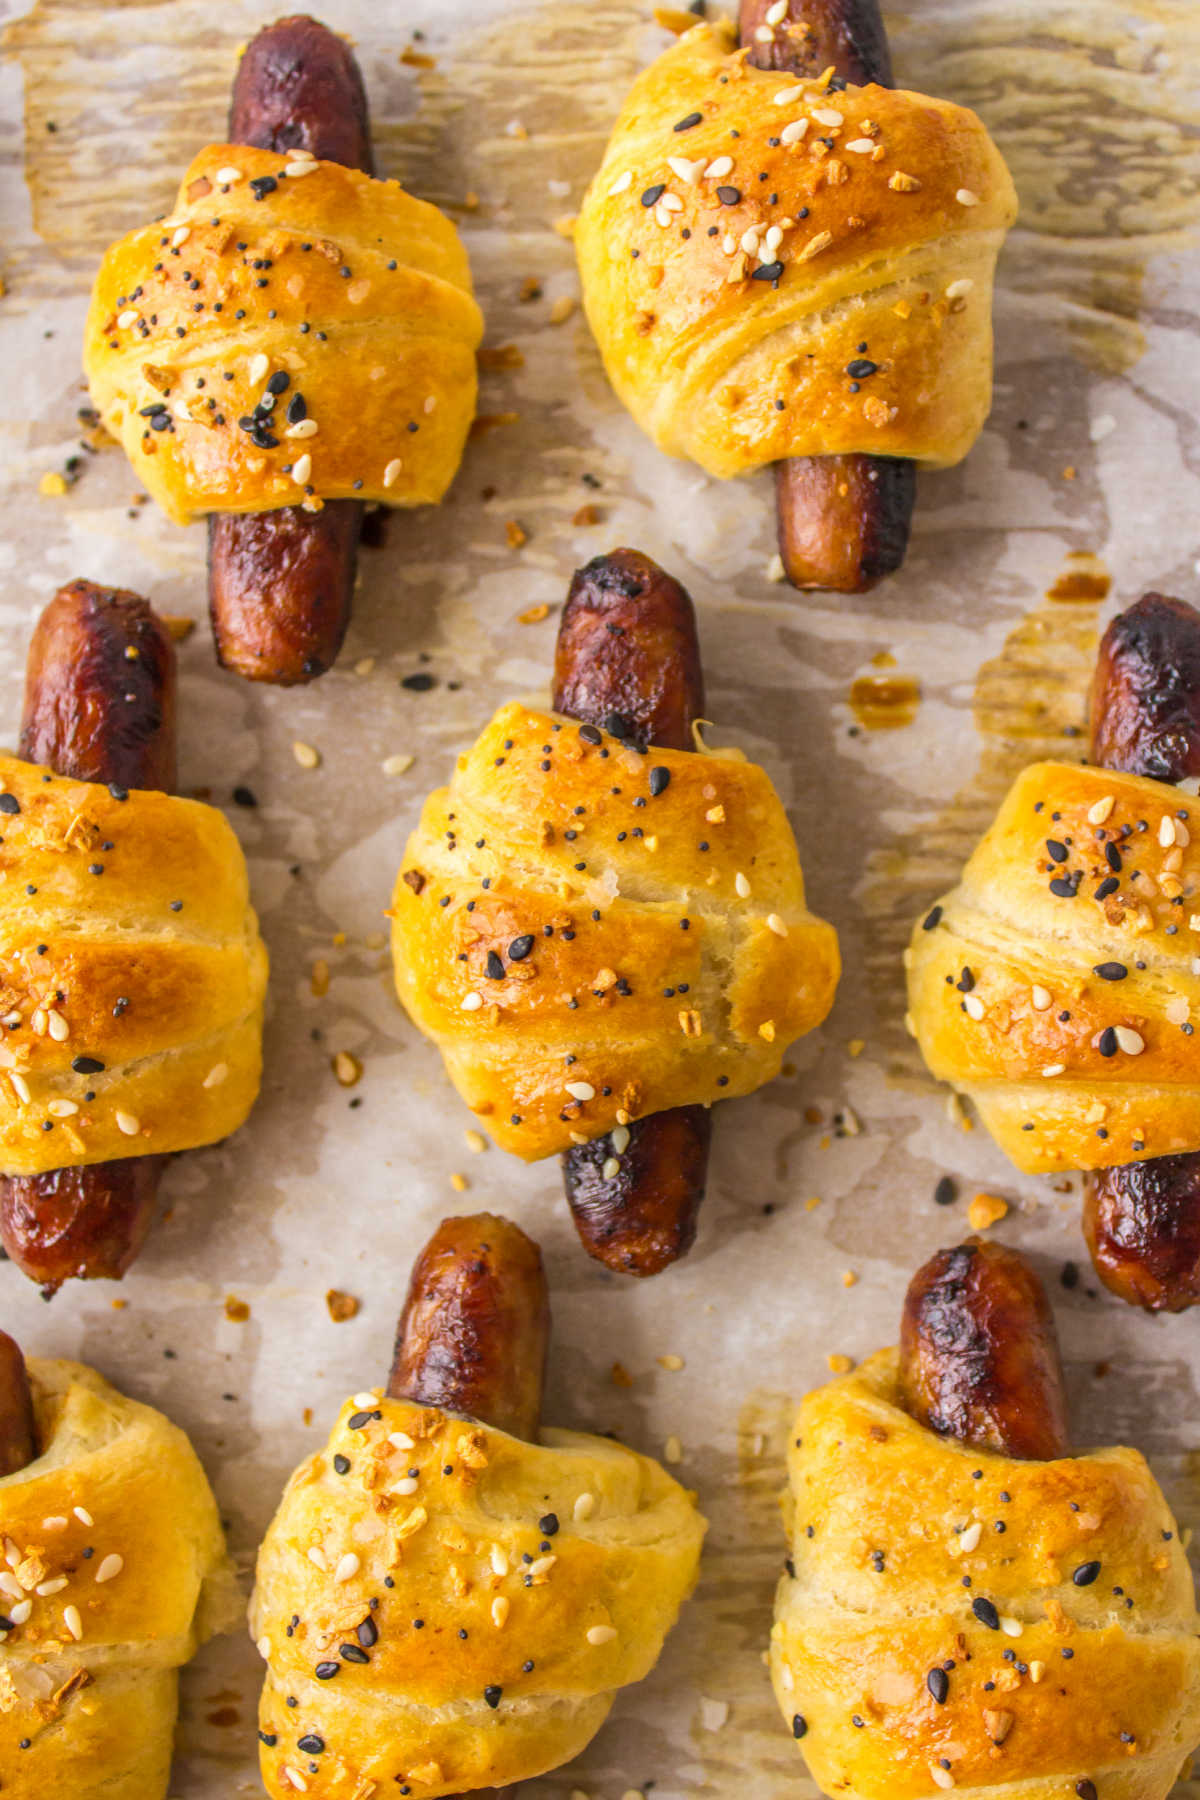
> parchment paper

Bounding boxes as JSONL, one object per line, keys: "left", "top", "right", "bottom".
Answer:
{"left": 1, "top": 0, "right": 1199, "bottom": 1792}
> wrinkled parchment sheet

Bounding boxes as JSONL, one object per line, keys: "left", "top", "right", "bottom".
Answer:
{"left": 1, "top": 0, "right": 1200, "bottom": 1792}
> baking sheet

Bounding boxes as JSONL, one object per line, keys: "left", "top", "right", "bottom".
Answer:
{"left": 1, "top": 0, "right": 1200, "bottom": 1793}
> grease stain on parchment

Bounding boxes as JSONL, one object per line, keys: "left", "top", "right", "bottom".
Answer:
{"left": 849, "top": 672, "right": 922, "bottom": 732}
{"left": 860, "top": 554, "right": 1108, "bottom": 1086}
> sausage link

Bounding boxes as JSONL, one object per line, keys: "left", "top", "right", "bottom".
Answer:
{"left": 1085, "top": 592, "right": 1200, "bottom": 1308}
{"left": 553, "top": 550, "right": 712, "bottom": 1274}
{"left": 739, "top": 0, "right": 915, "bottom": 593}
{"left": 388, "top": 1213, "right": 548, "bottom": 1442}
{"left": 0, "top": 1331, "right": 36, "bottom": 1478}
{"left": 209, "top": 16, "right": 372, "bottom": 686}
{"left": 19, "top": 579, "right": 176, "bottom": 792}
{"left": 1, "top": 580, "right": 176, "bottom": 1292}
{"left": 898, "top": 1240, "right": 1070, "bottom": 1460}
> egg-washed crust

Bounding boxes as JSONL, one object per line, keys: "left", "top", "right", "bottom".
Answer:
{"left": 0, "top": 1358, "right": 235, "bottom": 1800}
{"left": 575, "top": 22, "right": 1021, "bottom": 478}
{"left": 390, "top": 702, "right": 841, "bottom": 1158}
{"left": 84, "top": 145, "right": 483, "bottom": 524}
{"left": 0, "top": 753, "right": 268, "bottom": 1174}
{"left": 250, "top": 1392, "right": 706, "bottom": 1798}
{"left": 907, "top": 761, "right": 1200, "bottom": 1174}
{"left": 574, "top": 21, "right": 1017, "bottom": 479}
{"left": 771, "top": 1349, "right": 1200, "bottom": 1800}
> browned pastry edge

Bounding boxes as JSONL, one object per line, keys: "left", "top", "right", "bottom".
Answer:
{"left": 1084, "top": 592, "right": 1200, "bottom": 1309}
{"left": 0, "top": 1329, "right": 36, "bottom": 1477}
{"left": 387, "top": 1211, "right": 548, "bottom": 1800}
{"left": 553, "top": 549, "right": 713, "bottom": 1275}
{"left": 1, "top": 581, "right": 176, "bottom": 1293}
{"left": 208, "top": 15, "right": 372, "bottom": 685}
{"left": 898, "top": 1239, "right": 1070, "bottom": 1460}
{"left": 739, "top": 0, "right": 916, "bottom": 593}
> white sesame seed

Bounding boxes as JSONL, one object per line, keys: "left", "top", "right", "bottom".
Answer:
{"left": 285, "top": 417, "right": 318, "bottom": 439}
{"left": 249, "top": 352, "right": 270, "bottom": 387}
{"left": 704, "top": 155, "right": 734, "bottom": 179}
{"left": 573, "top": 1492, "right": 596, "bottom": 1522}
{"left": 388, "top": 1431, "right": 415, "bottom": 1450}
{"left": 115, "top": 1111, "right": 140, "bottom": 1136}
{"left": 1041, "top": 1064, "right": 1066, "bottom": 1078}
{"left": 394, "top": 1476, "right": 419, "bottom": 1495}
{"left": 1160, "top": 815, "right": 1177, "bottom": 847}
{"left": 1114, "top": 1025, "right": 1145, "bottom": 1055}
{"left": 929, "top": 1768, "right": 955, "bottom": 1791}
{"left": 35, "top": 1577, "right": 67, "bottom": 1596}
{"left": 353, "top": 1391, "right": 378, "bottom": 1408}
{"left": 1087, "top": 795, "right": 1115, "bottom": 825}
{"left": 721, "top": 233, "right": 737, "bottom": 255}
{"left": 1031, "top": 985, "right": 1053, "bottom": 1011}
{"left": 766, "top": 914, "right": 788, "bottom": 938}
{"left": 73, "top": 1508, "right": 93, "bottom": 1528}
{"left": 257, "top": 1634, "right": 271, "bottom": 1660}
{"left": 30, "top": 1009, "right": 46, "bottom": 1037}
{"left": 999, "top": 1615, "right": 1023, "bottom": 1637}
{"left": 611, "top": 1124, "right": 630, "bottom": 1155}
{"left": 382, "top": 753, "right": 414, "bottom": 776}
{"left": 764, "top": 225, "right": 783, "bottom": 252}
{"left": 957, "top": 1522, "right": 983, "bottom": 1553}
{"left": 286, "top": 452, "right": 311, "bottom": 487}
{"left": 284, "top": 160, "right": 319, "bottom": 177}
{"left": 812, "top": 107, "right": 844, "bottom": 126}
{"left": 95, "top": 1553, "right": 124, "bottom": 1584}
{"left": 383, "top": 458, "right": 403, "bottom": 488}
{"left": 765, "top": 0, "right": 788, "bottom": 21}
{"left": 284, "top": 1770, "right": 309, "bottom": 1793}
{"left": 602, "top": 1157, "right": 621, "bottom": 1180}
{"left": 215, "top": 165, "right": 242, "bottom": 185}
{"left": 772, "top": 86, "right": 802, "bottom": 105}
{"left": 963, "top": 995, "right": 985, "bottom": 1021}
{"left": 492, "top": 1595, "right": 510, "bottom": 1627}
{"left": 654, "top": 202, "right": 673, "bottom": 228}
{"left": 9, "top": 1599, "right": 31, "bottom": 1624}
{"left": 739, "top": 227, "right": 761, "bottom": 254}
{"left": 528, "top": 1555, "right": 557, "bottom": 1578}
{"left": 565, "top": 1081, "right": 595, "bottom": 1101}
{"left": 63, "top": 1605, "right": 83, "bottom": 1641}
{"left": 1167, "top": 995, "right": 1190, "bottom": 1025}
{"left": 735, "top": 872, "right": 751, "bottom": 898}
{"left": 779, "top": 118, "right": 810, "bottom": 147}
{"left": 845, "top": 137, "right": 876, "bottom": 153}
{"left": 42, "top": 1518, "right": 67, "bottom": 1532}
{"left": 665, "top": 1434, "right": 683, "bottom": 1464}
{"left": 47, "top": 1100, "right": 78, "bottom": 1118}
{"left": 307, "top": 1546, "right": 329, "bottom": 1572}
{"left": 607, "top": 170, "right": 633, "bottom": 197}
{"left": 292, "top": 741, "right": 320, "bottom": 770}
{"left": 171, "top": 225, "right": 191, "bottom": 248}
{"left": 116, "top": 309, "right": 138, "bottom": 329}
{"left": 945, "top": 278, "right": 974, "bottom": 300}
{"left": 461, "top": 993, "right": 483, "bottom": 1012}
{"left": 753, "top": 23, "right": 774, "bottom": 41}
{"left": 335, "top": 1552, "right": 360, "bottom": 1582}
{"left": 490, "top": 1546, "right": 509, "bottom": 1577}
{"left": 45, "top": 1009, "right": 68, "bottom": 1042}
{"left": 956, "top": 187, "right": 979, "bottom": 205}
{"left": 9, "top": 1073, "right": 29, "bottom": 1106}
{"left": 586, "top": 1624, "right": 618, "bottom": 1645}
{"left": 668, "top": 155, "right": 705, "bottom": 184}
{"left": 659, "top": 192, "right": 683, "bottom": 212}
{"left": 202, "top": 1063, "right": 228, "bottom": 1089}
{"left": 700, "top": 1697, "right": 729, "bottom": 1731}
{"left": 1176, "top": 819, "right": 1191, "bottom": 845}
{"left": 289, "top": 146, "right": 315, "bottom": 161}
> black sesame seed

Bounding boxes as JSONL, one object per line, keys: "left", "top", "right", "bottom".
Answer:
{"left": 926, "top": 1667, "right": 949, "bottom": 1705}
{"left": 1097, "top": 1027, "right": 1119, "bottom": 1057}
{"left": 640, "top": 184, "right": 666, "bottom": 207}
{"left": 673, "top": 111, "right": 703, "bottom": 131}
{"left": 1045, "top": 838, "right": 1069, "bottom": 863}
{"left": 922, "top": 905, "right": 943, "bottom": 931}
{"left": 266, "top": 370, "right": 290, "bottom": 395}
{"left": 934, "top": 1175, "right": 956, "bottom": 1207}
{"left": 539, "top": 1512, "right": 559, "bottom": 1535}
{"left": 486, "top": 950, "right": 506, "bottom": 981}
{"left": 339, "top": 1643, "right": 370, "bottom": 1663}
{"left": 484, "top": 1685, "right": 502, "bottom": 1708}
{"left": 972, "top": 1596, "right": 1000, "bottom": 1630}
{"left": 233, "top": 785, "right": 257, "bottom": 807}
{"left": 314, "top": 1661, "right": 340, "bottom": 1680}
{"left": 1049, "top": 876, "right": 1077, "bottom": 898}
{"left": 579, "top": 724, "right": 602, "bottom": 745}
{"left": 846, "top": 358, "right": 878, "bottom": 378}
{"left": 297, "top": 1735, "right": 325, "bottom": 1754}
{"left": 357, "top": 1616, "right": 379, "bottom": 1648}
{"left": 648, "top": 766, "right": 670, "bottom": 797}
{"left": 751, "top": 260, "right": 784, "bottom": 282}
{"left": 333, "top": 1453, "right": 350, "bottom": 1475}
{"left": 792, "top": 1715, "right": 808, "bottom": 1739}
{"left": 508, "top": 935, "right": 534, "bottom": 961}
{"left": 71, "top": 1056, "right": 105, "bottom": 1075}
{"left": 1105, "top": 841, "right": 1122, "bottom": 872}
{"left": 716, "top": 185, "right": 741, "bottom": 205}
{"left": 1095, "top": 876, "right": 1119, "bottom": 899}
{"left": 1075, "top": 1784, "right": 1097, "bottom": 1800}
{"left": 0, "top": 795, "right": 20, "bottom": 816}
{"left": 1072, "top": 1560, "right": 1101, "bottom": 1586}
{"left": 347, "top": 1410, "right": 379, "bottom": 1429}
{"left": 1093, "top": 961, "right": 1127, "bottom": 981}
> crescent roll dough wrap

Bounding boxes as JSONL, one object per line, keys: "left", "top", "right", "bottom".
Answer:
{"left": 390, "top": 702, "right": 840, "bottom": 1158}
{"left": 0, "top": 754, "right": 268, "bottom": 1175}
{"left": 907, "top": 761, "right": 1200, "bottom": 1174}
{"left": 84, "top": 145, "right": 483, "bottom": 524}
{"left": 771, "top": 1350, "right": 1200, "bottom": 1800}
{"left": 575, "top": 22, "right": 1016, "bottom": 479}
{"left": 0, "top": 1359, "right": 235, "bottom": 1800}
{"left": 250, "top": 1392, "right": 706, "bottom": 1798}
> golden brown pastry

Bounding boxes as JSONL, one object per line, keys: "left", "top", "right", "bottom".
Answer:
{"left": 906, "top": 759, "right": 1200, "bottom": 1174}
{"left": 0, "top": 752, "right": 267, "bottom": 1175}
{"left": 575, "top": 20, "right": 1016, "bottom": 483}
{"left": 0, "top": 1357, "right": 235, "bottom": 1799}
{"left": 84, "top": 142, "right": 482, "bottom": 525}
{"left": 771, "top": 1336, "right": 1200, "bottom": 1798}
{"left": 250, "top": 1219, "right": 705, "bottom": 1798}
{"left": 390, "top": 696, "right": 840, "bottom": 1159}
